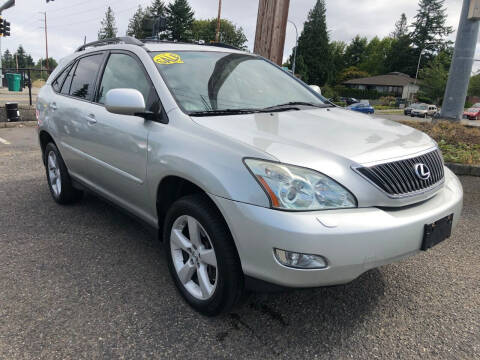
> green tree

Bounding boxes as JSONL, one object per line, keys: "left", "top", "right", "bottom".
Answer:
{"left": 418, "top": 50, "right": 452, "bottom": 105}
{"left": 468, "top": 74, "right": 480, "bottom": 97}
{"left": 148, "top": 0, "right": 166, "bottom": 16}
{"left": 345, "top": 36, "right": 368, "bottom": 68}
{"left": 410, "top": 0, "right": 453, "bottom": 57}
{"left": 295, "top": 0, "right": 332, "bottom": 85}
{"left": 330, "top": 41, "right": 347, "bottom": 84}
{"left": 166, "top": 0, "right": 194, "bottom": 41}
{"left": 191, "top": 19, "right": 247, "bottom": 49}
{"left": 2, "top": 49, "right": 14, "bottom": 68}
{"left": 98, "top": 6, "right": 118, "bottom": 40}
{"left": 36, "top": 58, "right": 58, "bottom": 70}
{"left": 391, "top": 13, "right": 408, "bottom": 39}
{"left": 127, "top": 6, "right": 147, "bottom": 39}
{"left": 384, "top": 35, "right": 418, "bottom": 76}
{"left": 359, "top": 37, "right": 393, "bottom": 75}
{"left": 337, "top": 66, "right": 370, "bottom": 83}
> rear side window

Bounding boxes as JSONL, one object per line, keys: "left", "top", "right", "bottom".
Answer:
{"left": 69, "top": 54, "right": 103, "bottom": 100}
{"left": 60, "top": 64, "right": 76, "bottom": 95}
{"left": 52, "top": 64, "right": 72, "bottom": 92}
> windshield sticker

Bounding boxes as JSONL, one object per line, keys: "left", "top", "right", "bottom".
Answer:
{"left": 154, "top": 53, "right": 184, "bottom": 65}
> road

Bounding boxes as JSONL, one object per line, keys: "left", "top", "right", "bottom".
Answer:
{"left": 0, "top": 127, "right": 479, "bottom": 359}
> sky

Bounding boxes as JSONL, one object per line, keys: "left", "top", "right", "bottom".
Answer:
{"left": 1, "top": 0, "right": 479, "bottom": 73}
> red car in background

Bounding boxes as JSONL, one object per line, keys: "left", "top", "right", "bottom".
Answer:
{"left": 463, "top": 103, "right": 480, "bottom": 120}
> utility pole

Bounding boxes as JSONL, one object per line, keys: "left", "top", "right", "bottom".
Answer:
{"left": 440, "top": 0, "right": 480, "bottom": 121}
{"left": 288, "top": 20, "right": 298, "bottom": 75}
{"left": 42, "top": 12, "right": 49, "bottom": 71}
{"left": 215, "top": 0, "right": 222, "bottom": 43}
{"left": 254, "top": 0, "right": 290, "bottom": 65}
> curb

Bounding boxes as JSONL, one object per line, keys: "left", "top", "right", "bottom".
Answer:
{"left": 445, "top": 163, "right": 480, "bottom": 177}
{"left": 0, "top": 121, "right": 37, "bottom": 128}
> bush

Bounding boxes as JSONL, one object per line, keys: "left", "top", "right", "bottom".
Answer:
{"left": 400, "top": 120, "right": 480, "bottom": 165}
{"left": 464, "top": 101, "right": 473, "bottom": 109}
{"left": 378, "top": 96, "right": 396, "bottom": 106}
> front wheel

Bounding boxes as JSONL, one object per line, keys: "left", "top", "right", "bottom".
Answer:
{"left": 164, "top": 194, "right": 244, "bottom": 316}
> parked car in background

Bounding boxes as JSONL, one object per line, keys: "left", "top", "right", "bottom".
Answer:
{"left": 404, "top": 103, "right": 424, "bottom": 116}
{"left": 463, "top": 103, "right": 480, "bottom": 120}
{"left": 411, "top": 104, "right": 438, "bottom": 118}
{"left": 340, "top": 97, "right": 359, "bottom": 105}
{"left": 347, "top": 102, "right": 375, "bottom": 114}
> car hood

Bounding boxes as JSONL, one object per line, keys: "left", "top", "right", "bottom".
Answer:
{"left": 191, "top": 107, "right": 436, "bottom": 166}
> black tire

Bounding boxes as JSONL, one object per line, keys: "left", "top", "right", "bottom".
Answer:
{"left": 44, "top": 143, "right": 83, "bottom": 204}
{"left": 163, "top": 194, "right": 244, "bottom": 316}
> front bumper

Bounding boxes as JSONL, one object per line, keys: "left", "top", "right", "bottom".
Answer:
{"left": 211, "top": 167, "right": 463, "bottom": 288}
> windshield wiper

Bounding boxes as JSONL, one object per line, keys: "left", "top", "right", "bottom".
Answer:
{"left": 261, "top": 101, "right": 333, "bottom": 112}
{"left": 189, "top": 108, "right": 262, "bottom": 117}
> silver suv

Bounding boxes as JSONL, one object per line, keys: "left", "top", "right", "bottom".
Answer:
{"left": 37, "top": 37, "right": 463, "bottom": 316}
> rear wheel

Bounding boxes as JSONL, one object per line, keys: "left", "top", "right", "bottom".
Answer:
{"left": 164, "top": 194, "right": 243, "bottom": 316}
{"left": 44, "top": 143, "right": 83, "bottom": 204}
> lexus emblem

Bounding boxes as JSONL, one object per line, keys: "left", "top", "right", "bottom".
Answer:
{"left": 414, "top": 163, "right": 431, "bottom": 181}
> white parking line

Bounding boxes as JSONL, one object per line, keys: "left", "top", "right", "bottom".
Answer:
{"left": 0, "top": 137, "right": 11, "bottom": 145}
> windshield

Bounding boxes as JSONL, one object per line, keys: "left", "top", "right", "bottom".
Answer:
{"left": 419, "top": 105, "right": 427, "bottom": 110}
{"left": 151, "top": 51, "right": 327, "bottom": 114}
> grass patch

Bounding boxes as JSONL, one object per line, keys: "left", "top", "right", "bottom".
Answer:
{"left": 400, "top": 120, "right": 480, "bottom": 165}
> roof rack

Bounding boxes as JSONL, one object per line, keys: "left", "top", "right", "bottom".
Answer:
{"left": 75, "top": 36, "right": 145, "bottom": 52}
{"left": 140, "top": 38, "right": 241, "bottom": 51}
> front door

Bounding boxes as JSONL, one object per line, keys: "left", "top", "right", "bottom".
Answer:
{"left": 80, "top": 51, "right": 161, "bottom": 221}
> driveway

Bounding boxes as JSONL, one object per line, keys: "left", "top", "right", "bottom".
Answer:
{"left": 0, "top": 127, "right": 479, "bottom": 359}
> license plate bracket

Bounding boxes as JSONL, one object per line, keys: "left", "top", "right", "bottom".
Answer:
{"left": 422, "top": 214, "right": 453, "bottom": 251}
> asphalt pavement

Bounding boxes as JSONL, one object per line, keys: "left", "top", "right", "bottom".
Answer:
{"left": 0, "top": 127, "right": 479, "bottom": 359}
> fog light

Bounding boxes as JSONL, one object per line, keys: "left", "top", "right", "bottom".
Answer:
{"left": 274, "top": 249, "right": 328, "bottom": 269}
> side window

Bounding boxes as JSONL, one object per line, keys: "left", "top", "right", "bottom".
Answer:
{"left": 97, "top": 53, "right": 156, "bottom": 110}
{"left": 69, "top": 54, "right": 104, "bottom": 100}
{"left": 52, "top": 64, "right": 72, "bottom": 92}
{"left": 60, "top": 63, "right": 77, "bottom": 95}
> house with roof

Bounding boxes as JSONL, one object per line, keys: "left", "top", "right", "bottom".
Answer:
{"left": 343, "top": 72, "right": 420, "bottom": 100}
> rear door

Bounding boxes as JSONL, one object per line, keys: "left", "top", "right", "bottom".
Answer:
{"left": 52, "top": 52, "right": 107, "bottom": 180}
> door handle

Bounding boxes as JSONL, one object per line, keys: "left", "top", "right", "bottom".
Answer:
{"left": 86, "top": 114, "right": 97, "bottom": 125}
{"left": 49, "top": 103, "right": 57, "bottom": 111}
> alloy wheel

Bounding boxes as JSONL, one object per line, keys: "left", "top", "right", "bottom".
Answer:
{"left": 47, "top": 151, "right": 62, "bottom": 197}
{"left": 170, "top": 215, "right": 218, "bottom": 300}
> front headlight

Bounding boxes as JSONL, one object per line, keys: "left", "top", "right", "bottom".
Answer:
{"left": 244, "top": 159, "right": 357, "bottom": 211}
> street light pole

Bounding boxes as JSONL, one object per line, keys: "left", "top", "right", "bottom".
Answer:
{"left": 288, "top": 20, "right": 298, "bottom": 75}
{"left": 414, "top": 49, "right": 425, "bottom": 86}
{"left": 0, "top": 0, "right": 15, "bottom": 88}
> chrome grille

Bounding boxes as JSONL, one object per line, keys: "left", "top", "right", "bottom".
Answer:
{"left": 355, "top": 149, "right": 445, "bottom": 197}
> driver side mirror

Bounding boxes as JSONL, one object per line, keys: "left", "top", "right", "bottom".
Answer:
{"left": 105, "top": 88, "right": 146, "bottom": 117}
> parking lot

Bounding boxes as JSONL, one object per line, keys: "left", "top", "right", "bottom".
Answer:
{"left": 0, "top": 126, "right": 479, "bottom": 359}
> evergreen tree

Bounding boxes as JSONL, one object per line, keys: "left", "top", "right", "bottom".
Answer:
{"left": 410, "top": 0, "right": 453, "bottom": 56}
{"left": 15, "top": 45, "right": 27, "bottom": 68}
{"left": 295, "top": 0, "right": 332, "bottom": 85}
{"left": 391, "top": 13, "right": 408, "bottom": 39}
{"left": 98, "top": 7, "right": 118, "bottom": 40}
{"left": 2, "top": 49, "right": 14, "bottom": 69}
{"left": 330, "top": 41, "right": 347, "bottom": 83}
{"left": 166, "top": 0, "right": 194, "bottom": 41}
{"left": 127, "top": 6, "right": 147, "bottom": 39}
{"left": 148, "top": 0, "right": 166, "bottom": 16}
{"left": 384, "top": 35, "right": 418, "bottom": 76}
{"left": 345, "top": 36, "right": 368, "bottom": 68}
